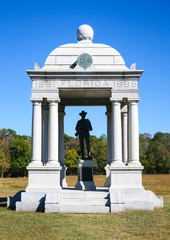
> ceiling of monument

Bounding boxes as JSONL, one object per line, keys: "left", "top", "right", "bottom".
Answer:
{"left": 59, "top": 89, "right": 111, "bottom": 106}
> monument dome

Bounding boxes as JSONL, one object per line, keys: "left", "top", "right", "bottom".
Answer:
{"left": 42, "top": 25, "right": 128, "bottom": 71}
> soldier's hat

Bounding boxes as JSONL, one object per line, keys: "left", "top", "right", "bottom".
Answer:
{"left": 79, "top": 110, "right": 87, "bottom": 116}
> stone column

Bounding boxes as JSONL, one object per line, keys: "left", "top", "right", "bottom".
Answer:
{"left": 47, "top": 100, "right": 60, "bottom": 166}
{"left": 106, "top": 110, "right": 112, "bottom": 165}
{"left": 104, "top": 107, "right": 112, "bottom": 187}
{"left": 42, "top": 108, "right": 49, "bottom": 165}
{"left": 128, "top": 100, "right": 141, "bottom": 166}
{"left": 122, "top": 108, "right": 128, "bottom": 164}
{"left": 59, "top": 107, "right": 67, "bottom": 187}
{"left": 111, "top": 100, "right": 123, "bottom": 165}
{"left": 30, "top": 100, "right": 42, "bottom": 166}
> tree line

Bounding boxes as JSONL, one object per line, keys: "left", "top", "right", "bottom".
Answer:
{"left": 64, "top": 132, "right": 170, "bottom": 175}
{"left": 0, "top": 129, "right": 31, "bottom": 177}
{"left": 139, "top": 132, "right": 170, "bottom": 174}
{"left": 0, "top": 128, "right": 169, "bottom": 177}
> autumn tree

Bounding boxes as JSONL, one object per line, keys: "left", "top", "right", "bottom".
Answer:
{"left": 0, "top": 128, "right": 31, "bottom": 177}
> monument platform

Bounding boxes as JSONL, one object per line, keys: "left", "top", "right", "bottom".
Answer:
{"left": 8, "top": 186, "right": 163, "bottom": 213}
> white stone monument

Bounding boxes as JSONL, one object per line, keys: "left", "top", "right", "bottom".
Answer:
{"left": 9, "top": 24, "right": 163, "bottom": 213}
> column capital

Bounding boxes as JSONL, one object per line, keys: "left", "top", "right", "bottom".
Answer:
{"left": 128, "top": 97, "right": 140, "bottom": 103}
{"left": 47, "top": 98, "right": 60, "bottom": 104}
{"left": 111, "top": 101, "right": 122, "bottom": 108}
{"left": 110, "top": 97, "right": 122, "bottom": 102}
{"left": 32, "top": 102, "right": 42, "bottom": 107}
{"left": 30, "top": 98, "right": 43, "bottom": 103}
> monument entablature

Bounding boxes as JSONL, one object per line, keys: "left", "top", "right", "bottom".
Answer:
{"left": 9, "top": 24, "right": 163, "bottom": 213}
{"left": 28, "top": 70, "right": 141, "bottom": 105}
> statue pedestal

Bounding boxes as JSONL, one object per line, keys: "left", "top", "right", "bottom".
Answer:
{"left": 75, "top": 159, "right": 96, "bottom": 191}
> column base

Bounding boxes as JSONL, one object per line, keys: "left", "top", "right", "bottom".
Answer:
{"left": 75, "top": 159, "right": 96, "bottom": 191}
{"left": 110, "top": 160, "right": 125, "bottom": 167}
{"left": 28, "top": 161, "right": 43, "bottom": 167}
{"left": 128, "top": 160, "right": 142, "bottom": 167}
{"left": 46, "top": 161, "right": 61, "bottom": 167}
{"left": 109, "top": 165, "right": 144, "bottom": 191}
{"left": 26, "top": 166, "right": 61, "bottom": 192}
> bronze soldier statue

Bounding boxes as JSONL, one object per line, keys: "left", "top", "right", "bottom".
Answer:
{"left": 75, "top": 111, "right": 93, "bottom": 159}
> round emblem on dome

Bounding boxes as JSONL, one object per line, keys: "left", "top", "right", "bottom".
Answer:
{"left": 77, "top": 53, "right": 93, "bottom": 69}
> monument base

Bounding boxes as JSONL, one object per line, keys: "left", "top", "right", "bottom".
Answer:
{"left": 75, "top": 159, "right": 96, "bottom": 191}
{"left": 8, "top": 164, "right": 163, "bottom": 213}
{"left": 109, "top": 165, "right": 163, "bottom": 212}
{"left": 12, "top": 166, "right": 61, "bottom": 211}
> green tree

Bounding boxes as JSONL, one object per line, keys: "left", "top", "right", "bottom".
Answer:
{"left": 64, "top": 149, "right": 78, "bottom": 175}
{"left": 147, "top": 139, "right": 169, "bottom": 174}
{"left": 9, "top": 139, "right": 31, "bottom": 177}
{"left": 91, "top": 135, "right": 107, "bottom": 174}
{"left": 0, "top": 140, "right": 10, "bottom": 177}
{"left": 140, "top": 132, "right": 170, "bottom": 174}
{"left": 139, "top": 133, "right": 151, "bottom": 173}
{"left": 0, "top": 128, "right": 17, "bottom": 144}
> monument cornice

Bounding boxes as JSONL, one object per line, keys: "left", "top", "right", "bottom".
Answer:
{"left": 27, "top": 70, "right": 143, "bottom": 81}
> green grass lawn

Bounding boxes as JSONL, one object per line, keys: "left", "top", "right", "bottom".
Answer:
{"left": 0, "top": 175, "right": 170, "bottom": 240}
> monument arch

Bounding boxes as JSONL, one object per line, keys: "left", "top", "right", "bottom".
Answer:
{"left": 12, "top": 24, "right": 163, "bottom": 213}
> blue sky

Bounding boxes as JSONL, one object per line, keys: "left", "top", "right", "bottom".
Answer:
{"left": 0, "top": 0, "right": 169, "bottom": 138}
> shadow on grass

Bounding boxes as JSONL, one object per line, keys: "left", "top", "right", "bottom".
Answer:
{"left": 0, "top": 197, "right": 7, "bottom": 207}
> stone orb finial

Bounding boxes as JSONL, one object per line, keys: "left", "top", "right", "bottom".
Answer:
{"left": 77, "top": 24, "right": 94, "bottom": 41}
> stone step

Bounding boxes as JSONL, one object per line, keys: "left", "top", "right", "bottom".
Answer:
{"left": 60, "top": 198, "right": 110, "bottom": 206}
{"left": 60, "top": 190, "right": 109, "bottom": 199}
{"left": 16, "top": 201, "right": 44, "bottom": 212}
{"left": 59, "top": 205, "right": 110, "bottom": 214}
